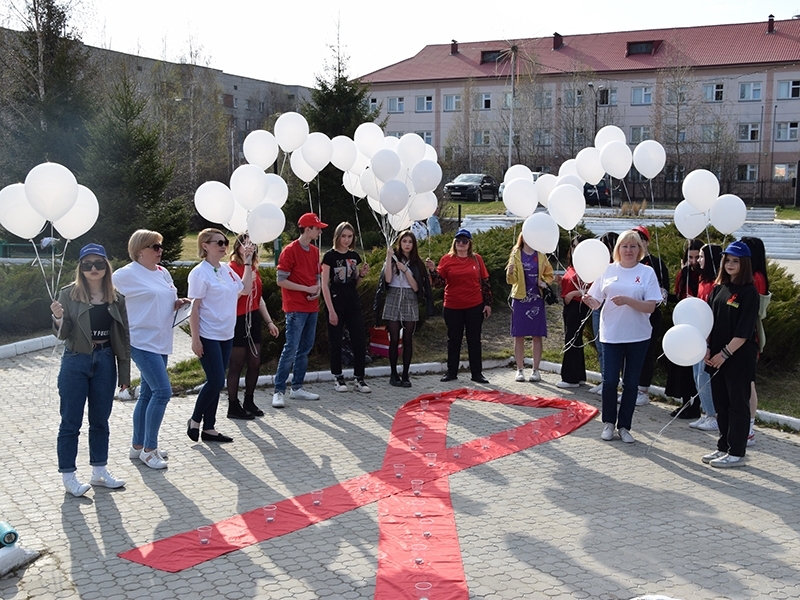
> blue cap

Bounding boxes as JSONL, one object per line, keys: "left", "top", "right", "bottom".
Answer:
{"left": 723, "top": 241, "right": 751, "bottom": 258}
{"left": 79, "top": 243, "right": 107, "bottom": 260}
{"left": 454, "top": 228, "right": 472, "bottom": 240}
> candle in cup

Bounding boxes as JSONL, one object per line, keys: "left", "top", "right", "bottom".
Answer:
{"left": 420, "top": 399, "right": 429, "bottom": 411}
{"left": 419, "top": 518, "right": 435, "bottom": 538}
{"left": 411, "top": 479, "right": 424, "bottom": 496}
{"left": 197, "top": 526, "right": 212, "bottom": 545}
{"left": 407, "top": 438, "right": 418, "bottom": 451}
{"left": 425, "top": 452, "right": 437, "bottom": 467}
{"left": 415, "top": 581, "right": 433, "bottom": 600}
{"left": 394, "top": 463, "right": 405, "bottom": 478}
{"left": 311, "top": 489, "right": 323, "bottom": 506}
{"left": 411, "top": 543, "right": 427, "bottom": 565}
{"left": 263, "top": 505, "right": 276, "bottom": 523}
{"left": 507, "top": 427, "right": 516, "bottom": 441}
{"left": 452, "top": 444, "right": 462, "bottom": 459}
{"left": 415, "top": 426, "right": 424, "bottom": 440}
{"left": 411, "top": 499, "right": 425, "bottom": 517}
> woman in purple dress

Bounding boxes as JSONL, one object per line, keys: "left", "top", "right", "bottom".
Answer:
{"left": 506, "top": 233, "right": 554, "bottom": 382}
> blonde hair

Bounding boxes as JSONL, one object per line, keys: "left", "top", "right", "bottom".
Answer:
{"left": 70, "top": 255, "right": 116, "bottom": 304}
{"left": 197, "top": 228, "right": 228, "bottom": 258}
{"left": 613, "top": 230, "right": 646, "bottom": 263}
{"left": 229, "top": 233, "right": 259, "bottom": 269}
{"left": 332, "top": 222, "right": 356, "bottom": 251}
{"left": 128, "top": 229, "right": 162, "bottom": 262}
{"left": 447, "top": 236, "right": 474, "bottom": 257}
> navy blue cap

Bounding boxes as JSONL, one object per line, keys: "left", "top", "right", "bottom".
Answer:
{"left": 79, "top": 243, "right": 107, "bottom": 260}
{"left": 723, "top": 241, "right": 751, "bottom": 258}
{"left": 454, "top": 228, "right": 472, "bottom": 240}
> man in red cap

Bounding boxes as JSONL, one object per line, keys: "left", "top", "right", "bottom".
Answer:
{"left": 272, "top": 213, "right": 327, "bottom": 408}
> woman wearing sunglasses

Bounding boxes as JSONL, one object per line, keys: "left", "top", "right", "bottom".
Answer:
{"left": 186, "top": 228, "right": 254, "bottom": 443}
{"left": 113, "top": 230, "right": 189, "bottom": 469}
{"left": 50, "top": 243, "right": 130, "bottom": 496}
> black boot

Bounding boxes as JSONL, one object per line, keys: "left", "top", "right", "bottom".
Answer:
{"left": 227, "top": 398, "right": 255, "bottom": 420}
{"left": 389, "top": 372, "right": 402, "bottom": 387}
{"left": 242, "top": 394, "right": 264, "bottom": 417}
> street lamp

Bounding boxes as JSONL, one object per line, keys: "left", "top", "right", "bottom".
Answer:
{"left": 587, "top": 82, "right": 604, "bottom": 138}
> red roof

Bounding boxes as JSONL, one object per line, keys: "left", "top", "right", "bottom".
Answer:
{"left": 361, "top": 18, "right": 800, "bottom": 84}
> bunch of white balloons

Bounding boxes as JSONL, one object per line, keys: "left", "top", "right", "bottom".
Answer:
{"left": 663, "top": 296, "right": 714, "bottom": 366}
{"left": 674, "top": 169, "right": 747, "bottom": 239}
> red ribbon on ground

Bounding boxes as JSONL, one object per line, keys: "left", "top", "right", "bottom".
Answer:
{"left": 119, "top": 389, "right": 597, "bottom": 597}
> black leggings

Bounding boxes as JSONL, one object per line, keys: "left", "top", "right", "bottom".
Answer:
{"left": 386, "top": 320, "right": 416, "bottom": 378}
{"left": 227, "top": 343, "right": 260, "bottom": 401}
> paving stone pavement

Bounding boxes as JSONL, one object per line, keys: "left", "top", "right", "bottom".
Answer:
{"left": 2, "top": 331, "right": 800, "bottom": 599}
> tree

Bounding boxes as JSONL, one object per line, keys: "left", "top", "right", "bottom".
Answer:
{"left": 81, "top": 66, "right": 187, "bottom": 261}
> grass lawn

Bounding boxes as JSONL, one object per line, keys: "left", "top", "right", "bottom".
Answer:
{"left": 442, "top": 200, "right": 506, "bottom": 217}
{"left": 775, "top": 206, "right": 800, "bottom": 220}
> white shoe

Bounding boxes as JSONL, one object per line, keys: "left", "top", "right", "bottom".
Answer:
{"left": 617, "top": 393, "right": 622, "bottom": 404}
{"left": 129, "top": 446, "right": 168, "bottom": 460}
{"left": 529, "top": 370, "right": 541, "bottom": 382}
{"left": 710, "top": 454, "right": 746, "bottom": 468}
{"left": 289, "top": 388, "right": 320, "bottom": 401}
{"left": 515, "top": 369, "right": 525, "bottom": 382}
{"left": 618, "top": 428, "right": 635, "bottom": 443}
{"left": 697, "top": 415, "right": 719, "bottom": 432}
{"left": 139, "top": 449, "right": 168, "bottom": 470}
{"left": 635, "top": 391, "right": 650, "bottom": 406}
{"left": 588, "top": 383, "right": 603, "bottom": 394}
{"left": 702, "top": 450, "right": 726, "bottom": 464}
{"left": 89, "top": 468, "right": 125, "bottom": 489}
{"left": 556, "top": 381, "right": 579, "bottom": 389}
{"left": 600, "top": 423, "right": 614, "bottom": 441}
{"left": 747, "top": 430, "right": 755, "bottom": 446}
{"left": 354, "top": 378, "right": 371, "bottom": 393}
{"left": 63, "top": 473, "right": 90, "bottom": 497}
{"left": 333, "top": 376, "right": 349, "bottom": 392}
{"left": 272, "top": 391, "right": 285, "bottom": 408}
{"left": 689, "top": 415, "right": 706, "bottom": 429}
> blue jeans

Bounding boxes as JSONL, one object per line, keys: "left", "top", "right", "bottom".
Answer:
{"left": 693, "top": 360, "right": 715, "bottom": 416}
{"left": 192, "top": 337, "right": 232, "bottom": 431}
{"left": 592, "top": 308, "right": 604, "bottom": 375}
{"left": 274, "top": 311, "right": 318, "bottom": 393}
{"left": 57, "top": 347, "right": 117, "bottom": 472}
{"left": 601, "top": 339, "right": 650, "bottom": 431}
{"left": 131, "top": 347, "right": 172, "bottom": 450}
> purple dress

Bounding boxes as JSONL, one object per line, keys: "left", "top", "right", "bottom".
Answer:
{"left": 511, "top": 251, "right": 548, "bottom": 337}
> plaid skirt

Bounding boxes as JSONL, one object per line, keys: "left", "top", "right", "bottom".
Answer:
{"left": 382, "top": 286, "right": 419, "bottom": 322}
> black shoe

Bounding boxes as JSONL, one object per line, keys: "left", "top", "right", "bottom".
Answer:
{"left": 227, "top": 400, "right": 255, "bottom": 420}
{"left": 201, "top": 431, "right": 233, "bottom": 443}
{"left": 401, "top": 378, "right": 412, "bottom": 388}
{"left": 389, "top": 373, "right": 402, "bottom": 387}
{"left": 678, "top": 407, "right": 701, "bottom": 419}
{"left": 242, "top": 396, "right": 264, "bottom": 417}
{"left": 187, "top": 419, "right": 199, "bottom": 442}
{"left": 440, "top": 373, "right": 458, "bottom": 382}
{"left": 471, "top": 375, "right": 489, "bottom": 384}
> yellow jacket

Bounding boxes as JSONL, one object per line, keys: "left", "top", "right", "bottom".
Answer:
{"left": 506, "top": 248, "right": 554, "bottom": 300}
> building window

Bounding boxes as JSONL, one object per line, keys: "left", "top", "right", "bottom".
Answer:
{"left": 388, "top": 97, "right": 404, "bottom": 113}
{"left": 702, "top": 124, "right": 720, "bottom": 142}
{"left": 564, "top": 89, "right": 583, "bottom": 107}
{"left": 533, "top": 128, "right": 553, "bottom": 146}
{"left": 473, "top": 129, "right": 491, "bottom": 146}
{"left": 739, "top": 82, "right": 762, "bottom": 101}
{"left": 386, "top": 131, "right": 403, "bottom": 138}
{"left": 703, "top": 83, "right": 724, "bottom": 102}
{"left": 773, "top": 163, "right": 798, "bottom": 180}
{"left": 665, "top": 165, "right": 685, "bottom": 182}
{"left": 598, "top": 88, "right": 617, "bottom": 106}
{"left": 233, "top": 97, "right": 238, "bottom": 108}
{"left": 259, "top": 101, "right": 265, "bottom": 112}
{"left": 672, "top": 127, "right": 687, "bottom": 142}
{"left": 775, "top": 121, "right": 799, "bottom": 140}
{"left": 534, "top": 90, "right": 553, "bottom": 108}
{"left": 738, "top": 123, "right": 760, "bottom": 141}
{"left": 444, "top": 94, "right": 462, "bottom": 111}
{"left": 778, "top": 80, "right": 800, "bottom": 99}
{"left": 416, "top": 95, "right": 433, "bottom": 112}
{"left": 474, "top": 93, "right": 492, "bottom": 110}
{"left": 501, "top": 92, "right": 521, "bottom": 109}
{"left": 627, "top": 41, "right": 654, "bottom": 55}
{"left": 480, "top": 50, "right": 506, "bottom": 63}
{"left": 564, "top": 127, "right": 586, "bottom": 146}
{"left": 631, "top": 87, "right": 652, "bottom": 105}
{"left": 369, "top": 98, "right": 378, "bottom": 110}
{"left": 415, "top": 131, "right": 432, "bottom": 144}
{"left": 245, "top": 99, "right": 251, "bottom": 110}
{"left": 233, "top": 85, "right": 238, "bottom": 90}
{"left": 245, "top": 119, "right": 251, "bottom": 130}
{"left": 737, "top": 164, "right": 758, "bottom": 181}
{"left": 630, "top": 126, "right": 651, "bottom": 144}
{"left": 667, "top": 85, "right": 688, "bottom": 105}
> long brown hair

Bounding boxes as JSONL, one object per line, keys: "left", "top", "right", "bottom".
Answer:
{"left": 716, "top": 254, "right": 754, "bottom": 286}
{"left": 70, "top": 256, "right": 116, "bottom": 304}
{"left": 332, "top": 222, "right": 357, "bottom": 251}
{"left": 393, "top": 230, "right": 425, "bottom": 275}
{"left": 229, "top": 233, "right": 259, "bottom": 269}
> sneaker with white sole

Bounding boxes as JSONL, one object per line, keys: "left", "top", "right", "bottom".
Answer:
{"left": 272, "top": 391, "right": 285, "bottom": 408}
{"left": 618, "top": 428, "right": 635, "bottom": 443}
{"left": 600, "top": 423, "right": 614, "bottom": 441}
{"left": 354, "top": 378, "right": 371, "bottom": 393}
{"left": 617, "top": 393, "right": 622, "bottom": 404}
{"left": 139, "top": 449, "right": 168, "bottom": 470}
{"left": 89, "top": 468, "right": 125, "bottom": 488}
{"left": 702, "top": 450, "right": 727, "bottom": 464}
{"left": 529, "top": 370, "right": 541, "bottom": 382}
{"left": 635, "top": 391, "right": 650, "bottom": 406}
{"left": 333, "top": 376, "right": 349, "bottom": 392}
{"left": 129, "top": 446, "right": 168, "bottom": 460}
{"left": 747, "top": 430, "right": 755, "bottom": 446}
{"left": 710, "top": 454, "right": 746, "bottom": 468}
{"left": 588, "top": 383, "right": 603, "bottom": 394}
{"left": 289, "top": 388, "right": 320, "bottom": 401}
{"left": 515, "top": 369, "right": 525, "bottom": 382}
{"left": 689, "top": 415, "right": 706, "bottom": 429}
{"left": 556, "top": 381, "right": 579, "bottom": 389}
{"left": 63, "top": 472, "right": 90, "bottom": 497}
{"left": 697, "top": 415, "right": 719, "bottom": 432}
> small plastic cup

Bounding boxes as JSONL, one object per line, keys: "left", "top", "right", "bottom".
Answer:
{"left": 532, "top": 423, "right": 541, "bottom": 436}
{"left": 407, "top": 438, "right": 418, "bottom": 451}
{"left": 451, "top": 444, "right": 462, "bottom": 459}
{"left": 394, "top": 463, "right": 405, "bottom": 478}
{"left": 415, "top": 581, "right": 433, "bottom": 599}
{"left": 197, "top": 526, "right": 212, "bottom": 544}
{"left": 415, "top": 426, "right": 425, "bottom": 440}
{"left": 311, "top": 489, "right": 323, "bottom": 506}
{"left": 554, "top": 414, "right": 562, "bottom": 426}
{"left": 411, "top": 543, "right": 427, "bottom": 565}
{"left": 482, "top": 439, "right": 491, "bottom": 450}
{"left": 411, "top": 499, "right": 425, "bottom": 517}
{"left": 507, "top": 427, "right": 517, "bottom": 441}
{"left": 419, "top": 518, "right": 435, "bottom": 538}
{"left": 263, "top": 505, "right": 276, "bottom": 523}
{"left": 425, "top": 452, "right": 437, "bottom": 467}
{"left": 415, "top": 411, "right": 424, "bottom": 424}
{"left": 411, "top": 479, "right": 424, "bottom": 496}
{"left": 420, "top": 399, "right": 429, "bottom": 411}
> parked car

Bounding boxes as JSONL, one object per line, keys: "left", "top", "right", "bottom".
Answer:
{"left": 584, "top": 178, "right": 619, "bottom": 207}
{"left": 443, "top": 174, "right": 499, "bottom": 202}
{"left": 498, "top": 172, "right": 543, "bottom": 200}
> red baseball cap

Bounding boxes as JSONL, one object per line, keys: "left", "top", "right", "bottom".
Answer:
{"left": 297, "top": 212, "right": 328, "bottom": 228}
{"left": 633, "top": 225, "right": 650, "bottom": 241}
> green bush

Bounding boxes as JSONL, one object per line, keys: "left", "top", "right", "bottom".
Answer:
{"left": 0, "top": 264, "right": 53, "bottom": 335}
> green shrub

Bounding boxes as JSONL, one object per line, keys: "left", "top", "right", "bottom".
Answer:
{"left": 0, "top": 264, "right": 53, "bottom": 335}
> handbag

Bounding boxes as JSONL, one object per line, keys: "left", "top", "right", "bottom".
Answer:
{"left": 541, "top": 283, "right": 559, "bottom": 305}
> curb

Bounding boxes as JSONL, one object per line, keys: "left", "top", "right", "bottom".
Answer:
{"left": 0, "top": 335, "right": 59, "bottom": 359}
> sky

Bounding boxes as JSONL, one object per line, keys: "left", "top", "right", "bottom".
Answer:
{"left": 20, "top": 0, "right": 800, "bottom": 88}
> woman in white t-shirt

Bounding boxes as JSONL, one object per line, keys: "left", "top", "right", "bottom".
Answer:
{"left": 114, "top": 230, "right": 189, "bottom": 469}
{"left": 186, "top": 228, "right": 253, "bottom": 443}
{"left": 584, "top": 230, "right": 662, "bottom": 443}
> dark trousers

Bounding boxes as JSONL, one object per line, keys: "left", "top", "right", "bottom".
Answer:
{"left": 711, "top": 353, "right": 755, "bottom": 457}
{"left": 602, "top": 339, "right": 650, "bottom": 431}
{"left": 443, "top": 303, "right": 484, "bottom": 377}
{"left": 638, "top": 308, "right": 662, "bottom": 388}
{"left": 327, "top": 297, "right": 366, "bottom": 379}
{"left": 561, "top": 301, "right": 590, "bottom": 384}
{"left": 193, "top": 337, "right": 233, "bottom": 431}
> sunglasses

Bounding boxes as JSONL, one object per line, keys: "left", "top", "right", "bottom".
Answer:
{"left": 80, "top": 260, "right": 107, "bottom": 272}
{"left": 146, "top": 243, "right": 163, "bottom": 252}
{"left": 207, "top": 238, "right": 229, "bottom": 247}
{"left": 455, "top": 238, "right": 470, "bottom": 245}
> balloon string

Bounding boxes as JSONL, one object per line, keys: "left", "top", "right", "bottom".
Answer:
{"left": 54, "top": 239, "right": 69, "bottom": 294}
{"left": 351, "top": 196, "right": 364, "bottom": 251}
{"left": 30, "top": 239, "right": 54, "bottom": 301}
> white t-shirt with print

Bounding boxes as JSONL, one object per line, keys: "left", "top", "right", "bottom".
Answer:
{"left": 187, "top": 261, "right": 244, "bottom": 341}
{"left": 588, "top": 262, "right": 662, "bottom": 344}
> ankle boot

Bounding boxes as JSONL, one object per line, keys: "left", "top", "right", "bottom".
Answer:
{"left": 242, "top": 394, "right": 264, "bottom": 417}
{"left": 227, "top": 398, "right": 255, "bottom": 420}
{"left": 389, "top": 372, "right": 402, "bottom": 387}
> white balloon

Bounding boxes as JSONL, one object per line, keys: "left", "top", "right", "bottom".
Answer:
{"left": 599, "top": 140, "right": 632, "bottom": 179}
{"left": 263, "top": 174, "right": 288, "bottom": 208}
{"left": 673, "top": 297, "right": 714, "bottom": 339}
{"left": 572, "top": 239, "right": 610, "bottom": 283}
{"left": 504, "top": 164, "right": 533, "bottom": 184}
{"left": 243, "top": 130, "right": 279, "bottom": 170}
{"left": 633, "top": 140, "right": 666, "bottom": 179}
{"left": 230, "top": 164, "right": 270, "bottom": 210}
{"left": 709, "top": 194, "right": 747, "bottom": 235}
{"left": 24, "top": 162, "right": 78, "bottom": 221}
{"left": 370, "top": 148, "right": 402, "bottom": 182}
{"left": 225, "top": 200, "right": 248, "bottom": 234}
{"left": 411, "top": 160, "right": 442, "bottom": 194}
{"left": 330, "top": 136, "right": 357, "bottom": 171}
{"left": 290, "top": 148, "right": 318, "bottom": 183}
{"left": 558, "top": 159, "right": 580, "bottom": 178}
{"left": 407, "top": 192, "right": 438, "bottom": 221}
{"left": 52, "top": 185, "right": 100, "bottom": 240}
{"left": 342, "top": 171, "right": 365, "bottom": 198}
{"left": 522, "top": 212, "right": 559, "bottom": 254}
{"left": 354, "top": 122, "right": 384, "bottom": 158}
{"left": 349, "top": 152, "right": 369, "bottom": 176}
{"left": 360, "top": 168, "right": 383, "bottom": 199}
{"left": 535, "top": 174, "right": 558, "bottom": 208}
{"left": 247, "top": 203, "right": 286, "bottom": 244}
{"left": 300, "top": 132, "right": 333, "bottom": 172}
{"left": 388, "top": 211, "right": 413, "bottom": 232}
{"left": 663, "top": 324, "right": 707, "bottom": 367}
{"left": 575, "top": 147, "right": 605, "bottom": 185}
{"left": 673, "top": 200, "right": 709, "bottom": 239}
{"left": 594, "top": 125, "right": 626, "bottom": 149}
{"left": 548, "top": 184, "right": 586, "bottom": 230}
{"left": 0, "top": 183, "right": 46, "bottom": 239}
{"left": 682, "top": 169, "right": 720, "bottom": 212}
{"left": 367, "top": 196, "right": 388, "bottom": 215}
{"left": 382, "top": 135, "right": 400, "bottom": 151}
{"left": 423, "top": 143, "right": 438, "bottom": 162}
{"left": 503, "top": 178, "right": 538, "bottom": 218}
{"left": 555, "top": 174, "right": 584, "bottom": 190}
{"left": 379, "top": 179, "right": 410, "bottom": 215}
{"left": 194, "top": 181, "right": 235, "bottom": 224}
{"left": 274, "top": 112, "right": 309, "bottom": 152}
{"left": 397, "top": 133, "right": 426, "bottom": 169}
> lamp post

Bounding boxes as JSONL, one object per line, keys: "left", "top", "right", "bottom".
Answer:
{"left": 587, "top": 81, "right": 604, "bottom": 138}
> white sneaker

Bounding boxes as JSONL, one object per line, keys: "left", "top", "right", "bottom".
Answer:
{"left": 588, "top": 383, "right": 603, "bottom": 394}
{"left": 89, "top": 468, "right": 125, "bottom": 489}
{"left": 600, "top": 423, "right": 614, "bottom": 441}
{"left": 617, "top": 393, "right": 622, "bottom": 404}
{"left": 515, "top": 369, "right": 525, "bottom": 382}
{"left": 618, "top": 428, "right": 635, "bottom": 443}
{"left": 139, "top": 449, "right": 168, "bottom": 470}
{"left": 272, "top": 391, "right": 285, "bottom": 408}
{"left": 289, "top": 388, "right": 320, "bottom": 401}
{"left": 129, "top": 446, "right": 168, "bottom": 460}
{"left": 333, "top": 376, "right": 349, "bottom": 392}
{"left": 635, "top": 391, "right": 650, "bottom": 406}
{"left": 697, "top": 415, "right": 719, "bottom": 432}
{"left": 747, "top": 430, "right": 755, "bottom": 446}
{"left": 529, "top": 370, "right": 541, "bottom": 382}
{"left": 702, "top": 450, "right": 726, "bottom": 464}
{"left": 63, "top": 473, "right": 90, "bottom": 497}
{"left": 556, "top": 381, "right": 579, "bottom": 389}
{"left": 710, "top": 454, "right": 746, "bottom": 468}
{"left": 689, "top": 415, "right": 706, "bottom": 429}
{"left": 354, "top": 378, "right": 371, "bottom": 393}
